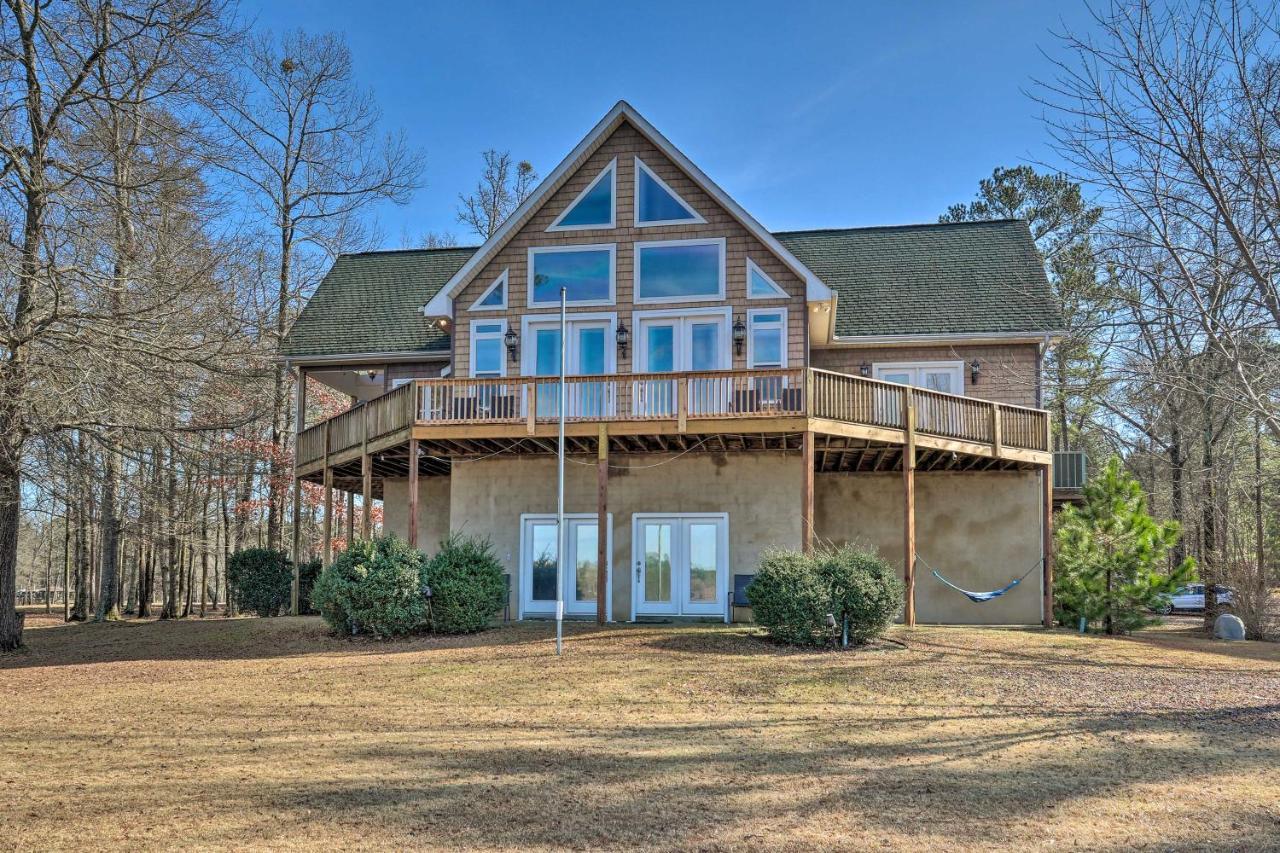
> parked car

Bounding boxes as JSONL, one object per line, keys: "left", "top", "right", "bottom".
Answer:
{"left": 1156, "top": 583, "right": 1235, "bottom": 614}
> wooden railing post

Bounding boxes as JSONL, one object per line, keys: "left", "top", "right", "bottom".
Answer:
{"left": 804, "top": 368, "right": 815, "bottom": 418}
{"left": 990, "top": 403, "right": 1003, "bottom": 459}
{"left": 677, "top": 377, "right": 688, "bottom": 433}
{"left": 526, "top": 381, "right": 536, "bottom": 435}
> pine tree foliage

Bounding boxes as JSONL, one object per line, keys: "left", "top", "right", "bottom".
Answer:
{"left": 1055, "top": 457, "right": 1196, "bottom": 634}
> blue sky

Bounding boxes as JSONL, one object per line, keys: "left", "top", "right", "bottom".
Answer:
{"left": 242, "top": 0, "right": 1099, "bottom": 247}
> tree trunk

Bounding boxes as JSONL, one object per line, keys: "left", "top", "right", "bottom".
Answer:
{"left": 95, "top": 441, "right": 122, "bottom": 621}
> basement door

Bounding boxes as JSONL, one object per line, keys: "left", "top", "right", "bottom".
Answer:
{"left": 631, "top": 513, "right": 728, "bottom": 621}
{"left": 519, "top": 514, "right": 612, "bottom": 619}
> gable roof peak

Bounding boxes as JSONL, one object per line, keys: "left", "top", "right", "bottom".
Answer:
{"left": 422, "top": 101, "right": 831, "bottom": 317}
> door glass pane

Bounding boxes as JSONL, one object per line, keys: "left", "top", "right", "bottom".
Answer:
{"left": 688, "top": 523, "right": 718, "bottom": 602}
{"left": 690, "top": 322, "right": 719, "bottom": 370}
{"left": 578, "top": 327, "right": 605, "bottom": 374}
{"left": 924, "top": 372, "right": 953, "bottom": 393}
{"left": 646, "top": 324, "right": 675, "bottom": 372}
{"left": 751, "top": 326, "right": 781, "bottom": 367}
{"left": 535, "top": 329, "right": 560, "bottom": 376}
{"left": 530, "top": 524, "right": 558, "bottom": 601}
{"left": 574, "top": 524, "right": 598, "bottom": 603}
{"left": 643, "top": 523, "right": 673, "bottom": 602}
{"left": 881, "top": 372, "right": 912, "bottom": 385}
{"left": 474, "top": 338, "right": 502, "bottom": 377}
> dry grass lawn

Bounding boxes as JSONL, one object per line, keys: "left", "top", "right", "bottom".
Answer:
{"left": 2, "top": 612, "right": 1279, "bottom": 851}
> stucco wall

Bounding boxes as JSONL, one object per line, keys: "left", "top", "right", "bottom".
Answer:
{"left": 447, "top": 452, "right": 803, "bottom": 620}
{"left": 381, "top": 475, "right": 452, "bottom": 556}
{"left": 815, "top": 470, "right": 1045, "bottom": 624}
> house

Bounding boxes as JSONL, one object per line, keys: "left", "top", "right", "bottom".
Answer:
{"left": 281, "top": 101, "right": 1064, "bottom": 626}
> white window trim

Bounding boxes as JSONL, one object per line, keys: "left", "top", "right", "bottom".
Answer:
{"left": 527, "top": 243, "right": 617, "bottom": 308}
{"left": 518, "top": 512, "right": 614, "bottom": 621}
{"left": 630, "top": 305, "right": 732, "bottom": 373}
{"left": 632, "top": 237, "right": 726, "bottom": 305}
{"left": 873, "top": 360, "right": 965, "bottom": 396}
{"left": 468, "top": 268, "right": 508, "bottom": 311}
{"left": 633, "top": 156, "right": 705, "bottom": 227}
{"left": 746, "top": 258, "right": 788, "bottom": 300}
{"left": 746, "top": 307, "right": 788, "bottom": 369}
{"left": 519, "top": 311, "right": 618, "bottom": 377}
{"left": 469, "top": 318, "right": 509, "bottom": 379}
{"left": 546, "top": 158, "right": 617, "bottom": 232}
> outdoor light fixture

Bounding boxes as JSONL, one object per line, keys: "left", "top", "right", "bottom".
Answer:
{"left": 615, "top": 321, "right": 630, "bottom": 360}
{"left": 969, "top": 359, "right": 981, "bottom": 384}
{"left": 858, "top": 360, "right": 871, "bottom": 378}
{"left": 732, "top": 315, "right": 747, "bottom": 356}
{"left": 504, "top": 327, "right": 519, "bottom": 363}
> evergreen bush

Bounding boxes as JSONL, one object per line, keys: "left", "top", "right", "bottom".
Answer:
{"left": 225, "top": 548, "right": 293, "bottom": 617}
{"left": 310, "top": 536, "right": 428, "bottom": 638}
{"left": 422, "top": 534, "right": 507, "bottom": 634}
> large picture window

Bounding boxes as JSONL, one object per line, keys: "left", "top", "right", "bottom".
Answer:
{"left": 634, "top": 238, "right": 725, "bottom": 303}
{"left": 528, "top": 244, "right": 615, "bottom": 306}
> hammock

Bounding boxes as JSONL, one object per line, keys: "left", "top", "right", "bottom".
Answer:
{"left": 916, "top": 555, "right": 1042, "bottom": 604}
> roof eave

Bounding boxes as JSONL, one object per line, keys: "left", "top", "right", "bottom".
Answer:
{"left": 823, "top": 329, "right": 1065, "bottom": 347}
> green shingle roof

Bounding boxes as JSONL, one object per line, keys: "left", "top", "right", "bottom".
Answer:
{"left": 281, "top": 220, "right": 1062, "bottom": 359}
{"left": 280, "top": 247, "right": 475, "bottom": 358}
{"left": 776, "top": 219, "right": 1062, "bottom": 337}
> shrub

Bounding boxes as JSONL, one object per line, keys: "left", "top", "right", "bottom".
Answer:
{"left": 226, "top": 549, "right": 293, "bottom": 617}
{"left": 310, "top": 535, "right": 429, "bottom": 638}
{"left": 747, "top": 544, "right": 903, "bottom": 647}
{"left": 422, "top": 534, "right": 507, "bottom": 634}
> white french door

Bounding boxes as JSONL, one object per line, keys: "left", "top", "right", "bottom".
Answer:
{"left": 631, "top": 514, "right": 728, "bottom": 621}
{"left": 525, "top": 316, "right": 615, "bottom": 419}
{"left": 519, "top": 514, "right": 612, "bottom": 618}
{"left": 874, "top": 362, "right": 964, "bottom": 429}
{"left": 634, "top": 310, "right": 730, "bottom": 416}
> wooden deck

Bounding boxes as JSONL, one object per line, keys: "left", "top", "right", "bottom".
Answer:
{"left": 295, "top": 367, "right": 1051, "bottom": 481}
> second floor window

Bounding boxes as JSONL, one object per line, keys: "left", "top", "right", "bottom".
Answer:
{"left": 747, "top": 309, "right": 786, "bottom": 369}
{"left": 635, "top": 238, "right": 725, "bottom": 303}
{"left": 529, "top": 245, "right": 615, "bottom": 306}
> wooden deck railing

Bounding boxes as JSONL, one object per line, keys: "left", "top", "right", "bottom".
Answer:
{"left": 296, "top": 366, "right": 1050, "bottom": 467}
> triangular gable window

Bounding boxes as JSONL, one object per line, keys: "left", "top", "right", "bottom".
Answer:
{"left": 635, "top": 157, "right": 704, "bottom": 226}
{"left": 547, "top": 159, "right": 615, "bottom": 231}
{"left": 747, "top": 258, "right": 787, "bottom": 299}
{"left": 469, "top": 269, "right": 507, "bottom": 310}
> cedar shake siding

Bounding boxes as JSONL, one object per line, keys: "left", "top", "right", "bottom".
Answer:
{"left": 454, "top": 120, "right": 806, "bottom": 378}
{"left": 811, "top": 343, "right": 1041, "bottom": 408}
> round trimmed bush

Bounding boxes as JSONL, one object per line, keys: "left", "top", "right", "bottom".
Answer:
{"left": 226, "top": 548, "right": 292, "bottom": 617}
{"left": 311, "top": 535, "right": 428, "bottom": 638}
{"left": 747, "top": 544, "right": 903, "bottom": 647}
{"left": 423, "top": 534, "right": 507, "bottom": 634}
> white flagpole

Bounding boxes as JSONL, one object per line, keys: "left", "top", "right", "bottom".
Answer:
{"left": 555, "top": 286, "right": 566, "bottom": 656}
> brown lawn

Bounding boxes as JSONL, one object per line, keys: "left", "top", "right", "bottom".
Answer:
{"left": 2, "top": 612, "right": 1279, "bottom": 852}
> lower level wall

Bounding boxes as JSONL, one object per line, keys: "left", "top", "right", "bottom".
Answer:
{"left": 815, "top": 470, "right": 1044, "bottom": 624}
{"left": 380, "top": 456, "right": 1046, "bottom": 625}
{"left": 381, "top": 475, "right": 451, "bottom": 557}
{"left": 447, "top": 452, "right": 803, "bottom": 621}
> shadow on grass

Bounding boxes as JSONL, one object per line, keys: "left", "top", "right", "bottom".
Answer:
{"left": 165, "top": 698, "right": 1280, "bottom": 851}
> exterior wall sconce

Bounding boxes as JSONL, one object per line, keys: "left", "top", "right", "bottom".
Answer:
{"left": 504, "top": 328, "right": 519, "bottom": 363}
{"left": 732, "top": 315, "right": 747, "bottom": 357}
{"left": 615, "top": 321, "right": 630, "bottom": 360}
{"left": 970, "top": 359, "right": 981, "bottom": 384}
{"left": 858, "top": 360, "right": 871, "bottom": 378}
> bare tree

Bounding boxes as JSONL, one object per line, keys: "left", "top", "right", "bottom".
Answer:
{"left": 213, "top": 29, "right": 423, "bottom": 556}
{"left": 457, "top": 150, "right": 537, "bottom": 239}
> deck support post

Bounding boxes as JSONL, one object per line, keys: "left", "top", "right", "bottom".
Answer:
{"left": 361, "top": 453, "right": 372, "bottom": 539}
{"left": 407, "top": 437, "right": 419, "bottom": 550}
{"left": 322, "top": 465, "right": 334, "bottom": 568}
{"left": 290, "top": 477, "right": 302, "bottom": 615}
{"left": 902, "top": 399, "right": 917, "bottom": 628}
{"left": 1042, "top": 462, "right": 1054, "bottom": 628}
{"left": 801, "top": 430, "right": 815, "bottom": 553}
{"left": 345, "top": 490, "right": 355, "bottom": 548}
{"left": 597, "top": 423, "right": 608, "bottom": 625}
{"left": 290, "top": 366, "right": 308, "bottom": 616}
